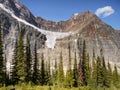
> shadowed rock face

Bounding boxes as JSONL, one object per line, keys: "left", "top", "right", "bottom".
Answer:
{"left": 36, "top": 9, "right": 120, "bottom": 71}
{"left": 0, "top": 0, "right": 38, "bottom": 26}
{"left": 36, "top": 11, "right": 120, "bottom": 71}
{"left": 0, "top": 7, "right": 46, "bottom": 71}
{"left": 0, "top": 0, "right": 120, "bottom": 72}
{"left": 35, "top": 10, "right": 96, "bottom": 32}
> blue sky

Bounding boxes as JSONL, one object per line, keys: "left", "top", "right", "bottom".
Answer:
{"left": 18, "top": 0, "right": 120, "bottom": 29}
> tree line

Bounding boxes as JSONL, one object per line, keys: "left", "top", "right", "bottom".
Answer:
{"left": 0, "top": 25, "right": 120, "bottom": 88}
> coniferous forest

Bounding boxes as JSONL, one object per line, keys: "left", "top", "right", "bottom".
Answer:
{"left": 0, "top": 25, "right": 120, "bottom": 90}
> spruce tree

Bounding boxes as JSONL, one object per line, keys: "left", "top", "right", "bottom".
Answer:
{"left": 91, "top": 54, "right": 97, "bottom": 87}
{"left": 78, "top": 59, "right": 84, "bottom": 86}
{"left": 11, "top": 39, "right": 18, "bottom": 85}
{"left": 25, "top": 34, "right": 32, "bottom": 83}
{"left": 82, "top": 40, "right": 88, "bottom": 86}
{"left": 46, "top": 57, "right": 51, "bottom": 85}
{"left": 65, "top": 45, "right": 73, "bottom": 87}
{"left": 16, "top": 29, "right": 26, "bottom": 83}
{"left": 86, "top": 54, "right": 90, "bottom": 85}
{"left": 3, "top": 55, "right": 7, "bottom": 86}
{"left": 73, "top": 50, "right": 78, "bottom": 87}
{"left": 0, "top": 24, "right": 5, "bottom": 86}
{"left": 107, "top": 61, "right": 112, "bottom": 87}
{"left": 77, "top": 38, "right": 84, "bottom": 86}
{"left": 57, "top": 51, "right": 64, "bottom": 87}
{"left": 107, "top": 61, "right": 112, "bottom": 86}
{"left": 96, "top": 56, "right": 103, "bottom": 87}
{"left": 101, "top": 56, "right": 108, "bottom": 87}
{"left": 40, "top": 53, "right": 45, "bottom": 85}
{"left": 32, "top": 41, "right": 39, "bottom": 84}
{"left": 52, "top": 59, "right": 57, "bottom": 86}
{"left": 113, "top": 64, "right": 119, "bottom": 87}
{"left": 100, "top": 49, "right": 109, "bottom": 87}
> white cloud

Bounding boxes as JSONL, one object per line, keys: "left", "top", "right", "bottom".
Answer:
{"left": 95, "top": 6, "right": 115, "bottom": 18}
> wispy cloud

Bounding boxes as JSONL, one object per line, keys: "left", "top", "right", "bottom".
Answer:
{"left": 95, "top": 6, "right": 115, "bottom": 18}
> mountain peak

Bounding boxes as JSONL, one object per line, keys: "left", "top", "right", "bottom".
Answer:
{"left": 0, "top": 0, "right": 114, "bottom": 34}
{"left": 0, "top": 0, "right": 38, "bottom": 26}
{"left": 71, "top": 10, "right": 93, "bottom": 20}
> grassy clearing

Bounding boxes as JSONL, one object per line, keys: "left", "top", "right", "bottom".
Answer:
{"left": 0, "top": 84, "right": 120, "bottom": 90}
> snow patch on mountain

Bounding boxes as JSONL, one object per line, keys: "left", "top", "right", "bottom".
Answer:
{"left": 15, "top": 3, "right": 21, "bottom": 9}
{"left": 0, "top": 3, "right": 70, "bottom": 49}
{"left": 72, "top": 13, "right": 79, "bottom": 19}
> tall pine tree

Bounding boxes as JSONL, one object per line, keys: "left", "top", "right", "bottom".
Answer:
{"left": 82, "top": 40, "right": 88, "bottom": 86}
{"left": 46, "top": 57, "right": 51, "bottom": 85}
{"left": 11, "top": 39, "right": 19, "bottom": 85}
{"left": 96, "top": 56, "right": 103, "bottom": 87}
{"left": 86, "top": 54, "right": 90, "bottom": 85}
{"left": 91, "top": 49, "right": 97, "bottom": 87}
{"left": 40, "top": 53, "right": 45, "bottom": 85}
{"left": 77, "top": 39, "right": 84, "bottom": 86}
{"left": 16, "top": 29, "right": 26, "bottom": 83}
{"left": 25, "top": 34, "right": 32, "bottom": 83}
{"left": 113, "top": 64, "right": 119, "bottom": 87}
{"left": 52, "top": 59, "right": 57, "bottom": 86}
{"left": 0, "top": 24, "right": 5, "bottom": 86}
{"left": 107, "top": 61, "right": 112, "bottom": 87}
{"left": 32, "top": 40, "right": 39, "bottom": 84}
{"left": 73, "top": 50, "right": 78, "bottom": 87}
{"left": 65, "top": 44, "right": 73, "bottom": 87}
{"left": 101, "top": 56, "right": 109, "bottom": 87}
{"left": 57, "top": 51, "right": 64, "bottom": 87}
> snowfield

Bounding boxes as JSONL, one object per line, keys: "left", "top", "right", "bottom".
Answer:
{"left": 0, "top": 3, "right": 70, "bottom": 48}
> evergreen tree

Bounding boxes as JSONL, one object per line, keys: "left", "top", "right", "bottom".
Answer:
{"left": 46, "top": 57, "right": 51, "bottom": 85}
{"left": 91, "top": 49, "right": 97, "bottom": 87}
{"left": 52, "top": 59, "right": 57, "bottom": 86}
{"left": 3, "top": 55, "right": 7, "bottom": 85}
{"left": 11, "top": 39, "right": 18, "bottom": 85}
{"left": 82, "top": 40, "right": 88, "bottom": 85}
{"left": 73, "top": 50, "right": 78, "bottom": 87}
{"left": 107, "top": 61, "right": 112, "bottom": 86}
{"left": 86, "top": 54, "right": 90, "bottom": 85}
{"left": 78, "top": 51, "right": 84, "bottom": 86}
{"left": 16, "top": 29, "right": 26, "bottom": 83}
{"left": 77, "top": 38, "right": 84, "bottom": 86}
{"left": 32, "top": 41, "right": 39, "bottom": 84}
{"left": 3, "top": 55, "right": 9, "bottom": 86}
{"left": 57, "top": 51, "right": 64, "bottom": 87}
{"left": 40, "top": 53, "right": 45, "bottom": 85}
{"left": 78, "top": 59, "right": 84, "bottom": 86}
{"left": 0, "top": 24, "right": 5, "bottom": 86}
{"left": 101, "top": 56, "right": 108, "bottom": 87}
{"left": 65, "top": 45, "right": 73, "bottom": 87}
{"left": 96, "top": 56, "right": 103, "bottom": 87}
{"left": 45, "top": 61, "right": 48, "bottom": 85}
{"left": 113, "top": 64, "right": 119, "bottom": 87}
{"left": 25, "top": 34, "right": 32, "bottom": 83}
{"left": 100, "top": 49, "right": 110, "bottom": 87}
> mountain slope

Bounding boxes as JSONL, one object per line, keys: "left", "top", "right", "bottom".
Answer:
{"left": 0, "top": 0, "right": 120, "bottom": 72}
{"left": 0, "top": 1, "right": 69, "bottom": 71}
{"left": 0, "top": 0, "right": 38, "bottom": 26}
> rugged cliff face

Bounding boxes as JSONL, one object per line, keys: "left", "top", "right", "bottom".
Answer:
{"left": 0, "top": 0, "right": 38, "bottom": 26}
{"left": 36, "top": 10, "right": 120, "bottom": 71}
{"left": 0, "top": 8, "right": 47, "bottom": 70}
{"left": 0, "top": 0, "right": 120, "bottom": 72}
{"left": 36, "top": 11, "right": 120, "bottom": 71}
{"left": 0, "top": 0, "right": 69, "bottom": 71}
{"left": 35, "top": 10, "right": 95, "bottom": 32}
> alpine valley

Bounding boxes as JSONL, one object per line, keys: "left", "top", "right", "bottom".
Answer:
{"left": 0, "top": 0, "right": 120, "bottom": 88}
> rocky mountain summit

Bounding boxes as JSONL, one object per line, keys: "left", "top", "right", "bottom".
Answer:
{"left": 0, "top": 0, "right": 120, "bottom": 72}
